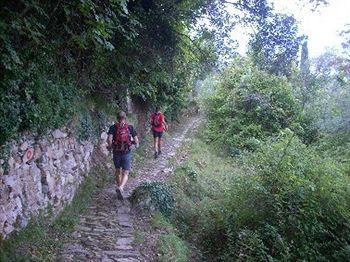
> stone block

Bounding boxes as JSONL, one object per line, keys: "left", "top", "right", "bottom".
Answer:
{"left": 20, "top": 142, "right": 28, "bottom": 151}
{"left": 63, "top": 153, "right": 77, "bottom": 174}
{"left": 7, "top": 157, "right": 15, "bottom": 172}
{"left": 52, "top": 129, "right": 68, "bottom": 139}
{"left": 67, "top": 174, "right": 74, "bottom": 184}
{"left": 52, "top": 148, "right": 64, "bottom": 160}
{"left": 3, "top": 173, "right": 22, "bottom": 196}
{"left": 1, "top": 124, "right": 97, "bottom": 239}
{"left": 33, "top": 145, "right": 42, "bottom": 161}
{"left": 100, "top": 143, "right": 109, "bottom": 156}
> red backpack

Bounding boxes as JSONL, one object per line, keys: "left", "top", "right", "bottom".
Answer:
{"left": 113, "top": 122, "right": 131, "bottom": 153}
{"left": 152, "top": 113, "right": 162, "bottom": 127}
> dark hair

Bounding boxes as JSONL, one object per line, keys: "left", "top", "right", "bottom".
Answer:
{"left": 118, "top": 111, "right": 126, "bottom": 121}
{"left": 155, "top": 106, "right": 160, "bottom": 112}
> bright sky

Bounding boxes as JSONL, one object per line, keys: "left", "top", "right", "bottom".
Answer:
{"left": 231, "top": 0, "right": 350, "bottom": 58}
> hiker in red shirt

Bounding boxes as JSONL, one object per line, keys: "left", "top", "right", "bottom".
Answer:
{"left": 150, "top": 106, "right": 168, "bottom": 159}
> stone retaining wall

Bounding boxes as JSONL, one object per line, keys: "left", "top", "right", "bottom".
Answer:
{"left": 0, "top": 128, "right": 109, "bottom": 239}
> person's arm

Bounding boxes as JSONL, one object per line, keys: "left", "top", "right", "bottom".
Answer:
{"left": 130, "top": 126, "right": 139, "bottom": 147}
{"left": 133, "top": 136, "right": 139, "bottom": 148}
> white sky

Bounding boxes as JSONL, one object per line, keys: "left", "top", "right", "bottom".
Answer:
{"left": 231, "top": 0, "right": 350, "bottom": 58}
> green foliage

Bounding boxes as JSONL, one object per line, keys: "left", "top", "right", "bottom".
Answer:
{"left": 168, "top": 130, "right": 350, "bottom": 261}
{"left": 149, "top": 212, "right": 190, "bottom": 262}
{"left": 169, "top": 132, "right": 234, "bottom": 257}
{"left": 0, "top": 0, "right": 223, "bottom": 145}
{"left": 0, "top": 214, "right": 58, "bottom": 262}
{"left": 204, "top": 63, "right": 317, "bottom": 153}
{"left": 223, "top": 134, "right": 350, "bottom": 261}
{"left": 131, "top": 182, "right": 175, "bottom": 218}
{"left": 314, "top": 132, "right": 350, "bottom": 171}
{"left": 308, "top": 50, "right": 350, "bottom": 133}
{"left": 76, "top": 110, "right": 98, "bottom": 141}
{"left": 249, "top": 13, "right": 301, "bottom": 76}
{"left": 0, "top": 71, "right": 81, "bottom": 144}
{"left": 158, "top": 232, "right": 189, "bottom": 262}
{"left": 239, "top": 0, "right": 303, "bottom": 77}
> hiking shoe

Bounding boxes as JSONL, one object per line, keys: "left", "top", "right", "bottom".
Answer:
{"left": 154, "top": 152, "right": 158, "bottom": 159}
{"left": 158, "top": 150, "right": 162, "bottom": 156}
{"left": 116, "top": 187, "right": 123, "bottom": 200}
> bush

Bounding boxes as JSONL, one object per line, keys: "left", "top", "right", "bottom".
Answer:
{"left": 168, "top": 134, "right": 235, "bottom": 258}
{"left": 0, "top": 0, "right": 209, "bottom": 146}
{"left": 168, "top": 129, "right": 350, "bottom": 261}
{"left": 203, "top": 64, "right": 318, "bottom": 153}
{"left": 222, "top": 133, "right": 350, "bottom": 260}
{"left": 131, "top": 182, "right": 175, "bottom": 218}
{"left": 0, "top": 71, "right": 81, "bottom": 144}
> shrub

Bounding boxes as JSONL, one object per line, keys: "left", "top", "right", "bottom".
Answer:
{"left": 204, "top": 64, "right": 318, "bottom": 153}
{"left": 169, "top": 129, "right": 350, "bottom": 261}
{"left": 131, "top": 182, "right": 175, "bottom": 218}
{"left": 223, "top": 133, "right": 350, "bottom": 261}
{"left": 0, "top": 71, "right": 81, "bottom": 144}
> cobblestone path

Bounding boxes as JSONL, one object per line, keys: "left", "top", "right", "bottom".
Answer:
{"left": 58, "top": 116, "right": 201, "bottom": 261}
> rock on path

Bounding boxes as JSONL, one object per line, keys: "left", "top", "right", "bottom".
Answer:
{"left": 58, "top": 116, "right": 202, "bottom": 261}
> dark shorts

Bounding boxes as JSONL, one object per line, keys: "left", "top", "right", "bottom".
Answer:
{"left": 153, "top": 130, "right": 163, "bottom": 138}
{"left": 113, "top": 152, "right": 132, "bottom": 170}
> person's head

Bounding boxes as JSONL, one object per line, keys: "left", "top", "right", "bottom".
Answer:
{"left": 117, "top": 111, "right": 126, "bottom": 122}
{"left": 155, "top": 106, "right": 160, "bottom": 113}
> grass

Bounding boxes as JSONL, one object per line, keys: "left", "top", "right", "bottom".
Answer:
{"left": 0, "top": 165, "right": 112, "bottom": 262}
{"left": 132, "top": 133, "right": 153, "bottom": 176}
{"left": 131, "top": 117, "right": 205, "bottom": 262}
{"left": 151, "top": 212, "right": 174, "bottom": 231}
{"left": 149, "top": 212, "right": 189, "bottom": 262}
{"left": 166, "top": 122, "right": 350, "bottom": 260}
{"left": 158, "top": 232, "right": 189, "bottom": 262}
{"left": 162, "top": 124, "right": 240, "bottom": 260}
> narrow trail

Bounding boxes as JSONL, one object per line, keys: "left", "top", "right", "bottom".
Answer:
{"left": 58, "top": 116, "right": 202, "bottom": 262}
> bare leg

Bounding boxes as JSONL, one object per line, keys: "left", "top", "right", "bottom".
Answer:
{"left": 119, "top": 170, "right": 129, "bottom": 190}
{"left": 154, "top": 137, "right": 159, "bottom": 153}
{"left": 158, "top": 138, "right": 162, "bottom": 153}
{"left": 115, "top": 168, "right": 122, "bottom": 186}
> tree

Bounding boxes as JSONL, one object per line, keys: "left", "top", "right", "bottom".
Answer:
{"left": 249, "top": 13, "right": 301, "bottom": 76}
{"left": 300, "top": 38, "right": 311, "bottom": 82}
{"left": 0, "top": 0, "right": 227, "bottom": 144}
{"left": 310, "top": 50, "right": 350, "bottom": 132}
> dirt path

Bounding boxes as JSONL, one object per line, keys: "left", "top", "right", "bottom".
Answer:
{"left": 58, "top": 116, "right": 202, "bottom": 262}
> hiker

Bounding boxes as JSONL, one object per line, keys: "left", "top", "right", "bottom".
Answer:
{"left": 108, "top": 111, "right": 139, "bottom": 199}
{"left": 150, "top": 106, "right": 168, "bottom": 159}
